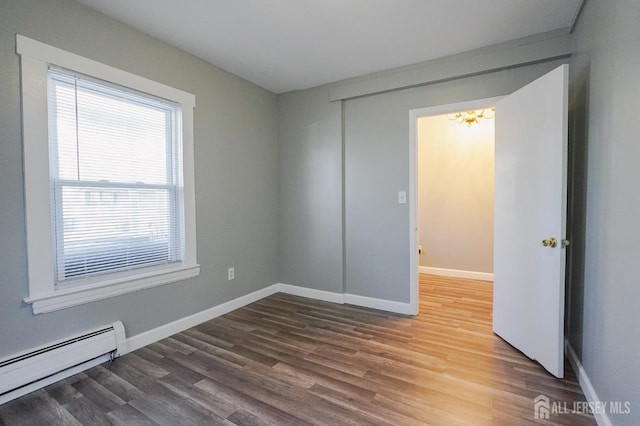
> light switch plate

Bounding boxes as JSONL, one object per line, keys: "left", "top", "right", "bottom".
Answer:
{"left": 398, "top": 191, "right": 407, "bottom": 204}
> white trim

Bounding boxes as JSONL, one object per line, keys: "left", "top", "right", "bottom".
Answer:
{"left": 565, "top": 340, "right": 612, "bottom": 426}
{"left": 16, "top": 35, "right": 195, "bottom": 107}
{"left": 122, "top": 284, "right": 279, "bottom": 354}
{"left": 0, "top": 286, "right": 279, "bottom": 405}
{"left": 275, "top": 283, "right": 345, "bottom": 304}
{"left": 20, "top": 55, "right": 54, "bottom": 299}
{"left": 274, "top": 283, "right": 413, "bottom": 315}
{"left": 25, "top": 265, "right": 200, "bottom": 314}
{"left": 408, "top": 107, "right": 419, "bottom": 316}
{"left": 124, "top": 282, "right": 416, "bottom": 354}
{"left": 343, "top": 293, "right": 414, "bottom": 315}
{"left": 419, "top": 266, "right": 493, "bottom": 281}
{"left": 181, "top": 105, "right": 198, "bottom": 266}
{"left": 409, "top": 97, "right": 502, "bottom": 317}
{"left": 17, "top": 34, "right": 199, "bottom": 314}
{"left": 0, "top": 283, "right": 423, "bottom": 406}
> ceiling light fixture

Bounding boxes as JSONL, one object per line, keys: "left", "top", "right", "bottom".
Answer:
{"left": 448, "top": 108, "right": 495, "bottom": 127}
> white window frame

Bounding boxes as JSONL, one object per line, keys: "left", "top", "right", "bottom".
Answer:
{"left": 17, "top": 35, "right": 199, "bottom": 314}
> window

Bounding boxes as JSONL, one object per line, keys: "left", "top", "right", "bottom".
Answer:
{"left": 18, "top": 35, "right": 199, "bottom": 314}
{"left": 48, "top": 69, "right": 184, "bottom": 282}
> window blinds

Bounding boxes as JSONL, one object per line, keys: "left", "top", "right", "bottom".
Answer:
{"left": 47, "top": 68, "right": 184, "bottom": 283}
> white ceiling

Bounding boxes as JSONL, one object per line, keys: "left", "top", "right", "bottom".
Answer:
{"left": 75, "top": 0, "right": 583, "bottom": 94}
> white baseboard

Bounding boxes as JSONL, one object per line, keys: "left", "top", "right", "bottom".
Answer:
{"left": 275, "top": 283, "right": 345, "bottom": 304}
{"left": 343, "top": 293, "right": 414, "bottom": 315}
{"left": 419, "top": 266, "right": 493, "bottom": 281}
{"left": 565, "top": 339, "right": 611, "bottom": 426}
{"left": 123, "top": 284, "right": 279, "bottom": 354}
{"left": 0, "top": 285, "right": 282, "bottom": 406}
{"left": 125, "top": 282, "right": 415, "bottom": 354}
{"left": 1, "top": 282, "right": 418, "bottom": 407}
{"left": 275, "top": 283, "right": 414, "bottom": 315}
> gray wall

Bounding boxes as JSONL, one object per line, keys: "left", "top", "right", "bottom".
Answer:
{"left": 343, "top": 61, "right": 566, "bottom": 302}
{"left": 278, "top": 40, "right": 568, "bottom": 303}
{"left": 4, "top": 2, "right": 636, "bottom": 419}
{"left": 0, "top": 0, "right": 278, "bottom": 358}
{"left": 277, "top": 11, "right": 640, "bottom": 416}
{"left": 568, "top": 0, "right": 640, "bottom": 424}
{"left": 278, "top": 86, "right": 343, "bottom": 292}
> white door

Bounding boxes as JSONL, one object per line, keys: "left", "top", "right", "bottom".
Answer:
{"left": 493, "top": 64, "right": 568, "bottom": 378}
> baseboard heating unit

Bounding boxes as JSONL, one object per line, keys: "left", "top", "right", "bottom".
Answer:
{"left": 0, "top": 321, "right": 125, "bottom": 405}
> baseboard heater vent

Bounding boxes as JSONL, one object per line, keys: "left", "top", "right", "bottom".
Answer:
{"left": 0, "top": 321, "right": 125, "bottom": 402}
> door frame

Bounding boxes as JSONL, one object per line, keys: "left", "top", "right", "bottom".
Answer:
{"left": 408, "top": 96, "right": 503, "bottom": 314}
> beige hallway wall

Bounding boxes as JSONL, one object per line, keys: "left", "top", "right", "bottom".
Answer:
{"left": 418, "top": 114, "right": 494, "bottom": 273}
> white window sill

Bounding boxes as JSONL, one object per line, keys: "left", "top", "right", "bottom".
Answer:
{"left": 24, "top": 264, "right": 200, "bottom": 314}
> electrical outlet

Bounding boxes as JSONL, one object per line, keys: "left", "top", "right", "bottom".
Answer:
{"left": 228, "top": 267, "right": 235, "bottom": 280}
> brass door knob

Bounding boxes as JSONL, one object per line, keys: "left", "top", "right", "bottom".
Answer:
{"left": 542, "top": 237, "right": 557, "bottom": 248}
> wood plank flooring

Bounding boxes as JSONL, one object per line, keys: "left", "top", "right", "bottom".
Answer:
{"left": 0, "top": 275, "right": 596, "bottom": 425}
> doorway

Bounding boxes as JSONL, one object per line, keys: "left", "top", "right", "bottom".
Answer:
{"left": 408, "top": 66, "right": 568, "bottom": 378}
{"left": 408, "top": 97, "right": 501, "bottom": 314}
{"left": 417, "top": 112, "right": 495, "bottom": 282}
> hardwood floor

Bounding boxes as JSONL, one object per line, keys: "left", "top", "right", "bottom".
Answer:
{"left": 0, "top": 275, "right": 595, "bottom": 425}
